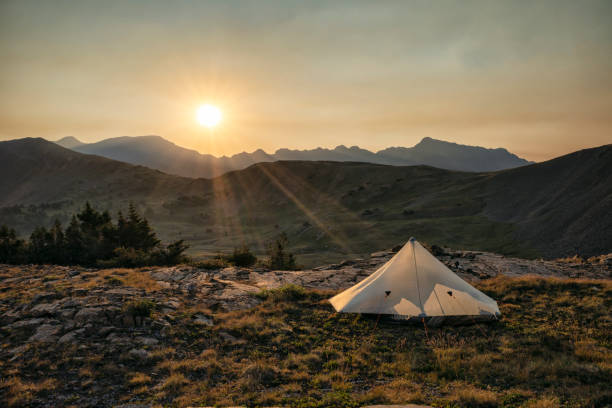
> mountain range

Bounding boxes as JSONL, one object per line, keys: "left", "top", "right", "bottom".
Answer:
{"left": 1, "top": 138, "right": 610, "bottom": 266}
{"left": 55, "top": 135, "right": 532, "bottom": 178}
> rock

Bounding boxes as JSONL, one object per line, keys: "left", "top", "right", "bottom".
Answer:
{"left": 362, "top": 405, "right": 433, "bottom": 408}
{"left": 31, "top": 292, "right": 59, "bottom": 304}
{"left": 98, "top": 326, "right": 115, "bottom": 336}
{"left": 165, "top": 300, "right": 181, "bottom": 309}
{"left": 8, "top": 345, "right": 27, "bottom": 355}
{"left": 73, "top": 288, "right": 88, "bottom": 296}
{"left": 74, "top": 307, "right": 106, "bottom": 324}
{"left": 152, "top": 319, "right": 170, "bottom": 330}
{"left": 128, "top": 348, "right": 150, "bottom": 360}
{"left": 28, "top": 324, "right": 61, "bottom": 342}
{"left": 60, "top": 309, "right": 77, "bottom": 320}
{"left": 193, "top": 313, "right": 213, "bottom": 326}
{"left": 7, "top": 317, "right": 47, "bottom": 329}
{"left": 107, "top": 333, "right": 131, "bottom": 345}
{"left": 58, "top": 330, "right": 79, "bottom": 344}
{"left": 219, "top": 331, "right": 246, "bottom": 345}
{"left": 30, "top": 302, "right": 61, "bottom": 317}
{"left": 135, "top": 336, "right": 159, "bottom": 346}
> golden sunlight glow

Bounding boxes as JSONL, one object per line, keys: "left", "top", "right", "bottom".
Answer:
{"left": 196, "top": 104, "right": 222, "bottom": 128}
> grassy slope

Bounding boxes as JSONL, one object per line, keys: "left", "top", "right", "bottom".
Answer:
{"left": 1, "top": 277, "right": 610, "bottom": 407}
{"left": 1, "top": 139, "right": 610, "bottom": 265}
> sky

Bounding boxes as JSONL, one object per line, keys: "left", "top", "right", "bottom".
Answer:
{"left": 1, "top": 0, "right": 611, "bottom": 162}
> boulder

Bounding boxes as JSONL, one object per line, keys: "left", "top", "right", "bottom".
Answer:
{"left": 135, "top": 336, "right": 159, "bottom": 346}
{"left": 28, "top": 324, "right": 61, "bottom": 342}
{"left": 74, "top": 307, "right": 106, "bottom": 324}
{"left": 193, "top": 314, "right": 213, "bottom": 326}
{"left": 31, "top": 292, "right": 60, "bottom": 304}
{"left": 6, "top": 317, "right": 47, "bottom": 329}
{"left": 128, "top": 348, "right": 150, "bottom": 360}
{"left": 30, "top": 302, "right": 61, "bottom": 317}
{"left": 58, "top": 330, "right": 79, "bottom": 344}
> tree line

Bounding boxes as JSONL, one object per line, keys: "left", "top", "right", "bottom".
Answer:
{"left": 0, "top": 203, "right": 188, "bottom": 267}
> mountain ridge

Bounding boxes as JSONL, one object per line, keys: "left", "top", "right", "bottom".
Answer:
{"left": 1, "top": 138, "right": 610, "bottom": 264}
{"left": 52, "top": 135, "right": 532, "bottom": 178}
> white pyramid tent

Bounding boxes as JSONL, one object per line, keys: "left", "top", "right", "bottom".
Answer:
{"left": 329, "top": 238, "right": 500, "bottom": 325}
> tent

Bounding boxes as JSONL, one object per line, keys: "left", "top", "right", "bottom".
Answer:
{"left": 329, "top": 238, "right": 500, "bottom": 326}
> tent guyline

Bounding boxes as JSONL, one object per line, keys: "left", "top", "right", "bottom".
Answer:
{"left": 329, "top": 237, "right": 501, "bottom": 326}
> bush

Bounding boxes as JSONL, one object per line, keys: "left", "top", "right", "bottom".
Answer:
{"left": 192, "top": 258, "right": 229, "bottom": 270}
{"left": 100, "top": 247, "right": 152, "bottom": 268}
{"left": 225, "top": 245, "right": 257, "bottom": 267}
{"left": 256, "top": 284, "right": 307, "bottom": 302}
{"left": 152, "top": 240, "right": 190, "bottom": 266}
{"left": 241, "top": 361, "right": 281, "bottom": 391}
{"left": 123, "top": 299, "right": 156, "bottom": 318}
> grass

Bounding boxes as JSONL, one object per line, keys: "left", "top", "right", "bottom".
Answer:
{"left": 0, "top": 160, "right": 553, "bottom": 268}
{"left": 0, "top": 276, "right": 610, "bottom": 407}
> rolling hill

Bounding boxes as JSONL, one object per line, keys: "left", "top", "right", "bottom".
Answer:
{"left": 54, "top": 135, "right": 531, "bottom": 178}
{"left": 1, "top": 138, "right": 610, "bottom": 265}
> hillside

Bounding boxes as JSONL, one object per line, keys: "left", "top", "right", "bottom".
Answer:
{"left": 56, "top": 135, "right": 531, "bottom": 178}
{"left": 0, "top": 252, "right": 610, "bottom": 407}
{"left": 0, "top": 138, "right": 202, "bottom": 207}
{"left": 1, "top": 138, "right": 610, "bottom": 264}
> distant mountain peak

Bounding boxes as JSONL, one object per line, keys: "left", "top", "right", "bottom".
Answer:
{"left": 55, "top": 136, "right": 84, "bottom": 149}
{"left": 51, "top": 134, "right": 532, "bottom": 177}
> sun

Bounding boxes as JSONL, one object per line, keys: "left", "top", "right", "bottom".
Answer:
{"left": 196, "top": 104, "right": 222, "bottom": 128}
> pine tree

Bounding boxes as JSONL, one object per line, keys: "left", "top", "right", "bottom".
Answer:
{"left": 0, "top": 225, "right": 25, "bottom": 264}
{"left": 29, "top": 226, "right": 52, "bottom": 263}
{"left": 48, "top": 220, "right": 65, "bottom": 264}
{"left": 120, "top": 203, "right": 160, "bottom": 251}
{"left": 64, "top": 215, "right": 85, "bottom": 264}
{"left": 75, "top": 202, "right": 114, "bottom": 264}
{"left": 267, "top": 233, "right": 297, "bottom": 270}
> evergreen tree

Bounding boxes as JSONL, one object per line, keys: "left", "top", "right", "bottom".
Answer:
{"left": 29, "top": 226, "right": 52, "bottom": 264}
{"left": 118, "top": 203, "right": 160, "bottom": 251}
{"left": 64, "top": 215, "right": 85, "bottom": 264}
{"left": 48, "top": 220, "right": 65, "bottom": 264}
{"left": 0, "top": 225, "right": 25, "bottom": 264}
{"left": 76, "top": 202, "right": 114, "bottom": 264}
{"left": 267, "top": 233, "right": 297, "bottom": 270}
{"left": 0, "top": 203, "right": 188, "bottom": 267}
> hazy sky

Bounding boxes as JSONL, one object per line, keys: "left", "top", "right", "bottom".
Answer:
{"left": 1, "top": 0, "right": 611, "bottom": 161}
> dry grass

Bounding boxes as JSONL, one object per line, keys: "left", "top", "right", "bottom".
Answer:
{"left": 0, "top": 276, "right": 610, "bottom": 407}
{"left": 77, "top": 268, "right": 161, "bottom": 291}
{"left": 0, "top": 377, "right": 57, "bottom": 407}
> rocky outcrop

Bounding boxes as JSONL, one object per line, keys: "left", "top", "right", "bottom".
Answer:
{"left": 0, "top": 249, "right": 609, "bottom": 351}
{"left": 0, "top": 249, "right": 609, "bottom": 407}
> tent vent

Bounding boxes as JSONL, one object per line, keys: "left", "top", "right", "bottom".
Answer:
{"left": 385, "top": 290, "right": 391, "bottom": 297}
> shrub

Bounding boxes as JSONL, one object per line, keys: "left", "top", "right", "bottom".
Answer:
{"left": 451, "top": 385, "right": 499, "bottom": 408}
{"left": 241, "top": 361, "right": 281, "bottom": 391}
{"left": 152, "top": 240, "right": 190, "bottom": 265}
{"left": 225, "top": 245, "right": 257, "bottom": 267}
{"left": 101, "top": 247, "right": 152, "bottom": 268}
{"left": 192, "top": 258, "right": 229, "bottom": 270}
{"left": 123, "top": 298, "right": 156, "bottom": 318}
{"left": 256, "top": 284, "right": 307, "bottom": 302}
